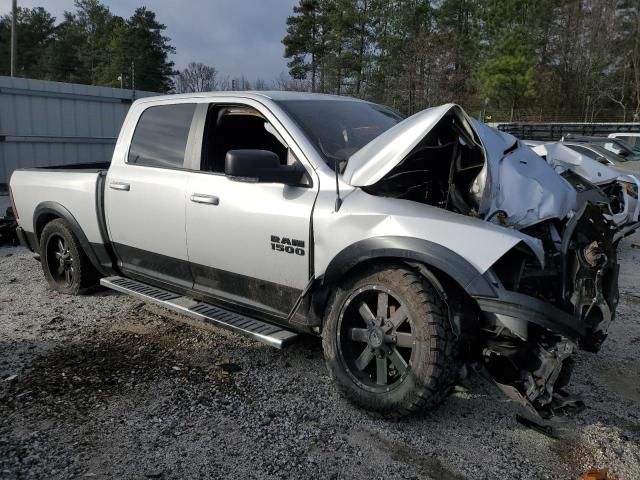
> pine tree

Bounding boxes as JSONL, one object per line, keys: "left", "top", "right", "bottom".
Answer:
{"left": 283, "top": 0, "right": 324, "bottom": 92}
{"left": 0, "top": 7, "right": 56, "bottom": 78}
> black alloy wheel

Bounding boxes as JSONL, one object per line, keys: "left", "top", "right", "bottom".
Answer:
{"left": 337, "top": 286, "right": 415, "bottom": 392}
{"left": 46, "top": 234, "right": 75, "bottom": 288}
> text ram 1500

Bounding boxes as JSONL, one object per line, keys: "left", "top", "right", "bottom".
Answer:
{"left": 9, "top": 92, "right": 640, "bottom": 420}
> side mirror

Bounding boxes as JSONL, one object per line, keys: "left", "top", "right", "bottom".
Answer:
{"left": 224, "top": 150, "right": 309, "bottom": 186}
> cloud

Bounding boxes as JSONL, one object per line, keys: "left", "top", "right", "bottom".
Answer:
{"left": 4, "top": 0, "right": 298, "bottom": 82}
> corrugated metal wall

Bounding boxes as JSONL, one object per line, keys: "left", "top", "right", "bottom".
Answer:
{"left": 0, "top": 76, "right": 156, "bottom": 186}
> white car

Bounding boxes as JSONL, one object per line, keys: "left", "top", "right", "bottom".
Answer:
{"left": 609, "top": 132, "right": 640, "bottom": 150}
{"left": 532, "top": 142, "right": 640, "bottom": 227}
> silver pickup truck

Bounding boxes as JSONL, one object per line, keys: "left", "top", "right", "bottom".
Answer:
{"left": 9, "top": 91, "right": 638, "bottom": 419}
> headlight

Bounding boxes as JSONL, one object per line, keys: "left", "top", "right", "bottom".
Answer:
{"left": 621, "top": 181, "right": 639, "bottom": 199}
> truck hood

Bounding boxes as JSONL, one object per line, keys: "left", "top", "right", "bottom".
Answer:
{"left": 344, "top": 104, "right": 576, "bottom": 229}
{"left": 343, "top": 104, "right": 471, "bottom": 186}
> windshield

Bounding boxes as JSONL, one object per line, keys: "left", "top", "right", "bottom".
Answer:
{"left": 598, "top": 138, "right": 636, "bottom": 157}
{"left": 277, "top": 99, "right": 404, "bottom": 170}
{"left": 590, "top": 144, "right": 631, "bottom": 162}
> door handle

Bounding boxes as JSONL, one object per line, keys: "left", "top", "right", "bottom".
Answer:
{"left": 109, "top": 182, "right": 130, "bottom": 191}
{"left": 190, "top": 193, "right": 219, "bottom": 205}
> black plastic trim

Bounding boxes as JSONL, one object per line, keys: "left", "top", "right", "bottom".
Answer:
{"left": 112, "top": 242, "right": 303, "bottom": 318}
{"left": 119, "top": 264, "right": 306, "bottom": 333}
{"left": 33, "top": 201, "right": 112, "bottom": 275}
{"left": 16, "top": 226, "right": 33, "bottom": 251}
{"left": 114, "top": 242, "right": 194, "bottom": 290}
{"left": 474, "top": 290, "right": 586, "bottom": 340}
{"left": 323, "top": 236, "right": 497, "bottom": 297}
{"left": 94, "top": 172, "right": 120, "bottom": 274}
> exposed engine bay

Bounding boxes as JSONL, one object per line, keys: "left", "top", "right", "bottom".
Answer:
{"left": 348, "top": 104, "right": 637, "bottom": 420}
{"left": 362, "top": 111, "right": 487, "bottom": 218}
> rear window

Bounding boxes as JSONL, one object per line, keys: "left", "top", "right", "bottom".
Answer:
{"left": 128, "top": 104, "right": 196, "bottom": 168}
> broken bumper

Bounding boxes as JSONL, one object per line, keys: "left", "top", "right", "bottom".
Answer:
{"left": 473, "top": 289, "right": 586, "bottom": 342}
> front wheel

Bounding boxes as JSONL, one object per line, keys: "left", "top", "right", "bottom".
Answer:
{"left": 40, "top": 219, "right": 98, "bottom": 295}
{"left": 322, "top": 264, "right": 457, "bottom": 418}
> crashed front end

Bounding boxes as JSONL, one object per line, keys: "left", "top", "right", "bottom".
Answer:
{"left": 343, "top": 104, "right": 635, "bottom": 419}
{"left": 476, "top": 201, "right": 620, "bottom": 418}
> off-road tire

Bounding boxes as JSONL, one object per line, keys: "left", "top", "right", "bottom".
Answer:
{"left": 40, "top": 219, "right": 99, "bottom": 295}
{"left": 322, "top": 263, "right": 458, "bottom": 418}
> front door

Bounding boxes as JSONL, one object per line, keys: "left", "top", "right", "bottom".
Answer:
{"left": 185, "top": 102, "right": 317, "bottom": 317}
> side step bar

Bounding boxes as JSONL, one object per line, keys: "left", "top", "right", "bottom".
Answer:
{"left": 100, "top": 276, "right": 299, "bottom": 349}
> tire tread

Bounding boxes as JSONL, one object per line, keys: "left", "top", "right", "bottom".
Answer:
{"left": 322, "top": 262, "right": 460, "bottom": 418}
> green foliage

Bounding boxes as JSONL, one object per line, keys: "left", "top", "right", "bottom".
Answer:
{"left": 283, "top": 0, "right": 640, "bottom": 120}
{"left": 0, "top": 0, "right": 175, "bottom": 92}
{"left": 283, "top": 0, "right": 323, "bottom": 89}
{"left": 478, "top": 55, "right": 536, "bottom": 113}
{"left": 0, "top": 7, "right": 55, "bottom": 78}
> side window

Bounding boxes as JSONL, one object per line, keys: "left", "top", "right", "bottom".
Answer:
{"left": 200, "top": 105, "right": 289, "bottom": 173}
{"left": 128, "top": 103, "right": 196, "bottom": 168}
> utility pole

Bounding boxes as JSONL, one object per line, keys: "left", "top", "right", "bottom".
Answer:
{"left": 10, "top": 0, "right": 17, "bottom": 76}
{"left": 131, "top": 61, "right": 135, "bottom": 99}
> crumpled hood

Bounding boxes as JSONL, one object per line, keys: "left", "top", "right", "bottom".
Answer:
{"left": 472, "top": 121, "right": 577, "bottom": 229}
{"left": 343, "top": 103, "right": 577, "bottom": 229}
{"left": 343, "top": 104, "right": 473, "bottom": 186}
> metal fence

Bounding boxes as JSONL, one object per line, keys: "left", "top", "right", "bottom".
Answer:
{"left": 496, "top": 122, "right": 640, "bottom": 141}
{"left": 0, "top": 76, "right": 156, "bottom": 187}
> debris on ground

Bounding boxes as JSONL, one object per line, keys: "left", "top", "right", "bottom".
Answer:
{"left": 581, "top": 468, "right": 619, "bottom": 480}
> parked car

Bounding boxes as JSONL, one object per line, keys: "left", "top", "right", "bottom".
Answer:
{"left": 561, "top": 141, "right": 640, "bottom": 174}
{"left": 532, "top": 142, "right": 640, "bottom": 227}
{"left": 9, "top": 93, "right": 637, "bottom": 420}
{"left": 608, "top": 132, "right": 640, "bottom": 153}
{"left": 562, "top": 134, "right": 640, "bottom": 160}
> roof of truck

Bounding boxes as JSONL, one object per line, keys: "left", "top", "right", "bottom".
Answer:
{"left": 134, "top": 90, "right": 368, "bottom": 104}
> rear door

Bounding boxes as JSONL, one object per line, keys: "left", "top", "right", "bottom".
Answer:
{"left": 105, "top": 102, "right": 197, "bottom": 289}
{"left": 184, "top": 101, "right": 318, "bottom": 317}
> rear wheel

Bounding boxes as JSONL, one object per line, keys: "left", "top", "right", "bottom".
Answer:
{"left": 322, "top": 264, "right": 458, "bottom": 418}
{"left": 40, "top": 219, "right": 98, "bottom": 295}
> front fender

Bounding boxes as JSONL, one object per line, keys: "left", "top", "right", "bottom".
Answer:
{"left": 314, "top": 189, "right": 544, "bottom": 281}
{"left": 323, "top": 236, "right": 497, "bottom": 298}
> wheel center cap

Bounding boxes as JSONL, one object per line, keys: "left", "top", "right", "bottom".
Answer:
{"left": 368, "top": 327, "right": 384, "bottom": 348}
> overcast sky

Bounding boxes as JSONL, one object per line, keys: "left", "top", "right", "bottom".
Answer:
{"left": 2, "top": 0, "right": 298, "bottom": 81}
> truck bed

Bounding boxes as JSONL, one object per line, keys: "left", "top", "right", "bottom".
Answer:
{"left": 10, "top": 168, "right": 107, "bottom": 249}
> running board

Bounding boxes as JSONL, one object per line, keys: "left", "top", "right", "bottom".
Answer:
{"left": 100, "top": 276, "right": 299, "bottom": 349}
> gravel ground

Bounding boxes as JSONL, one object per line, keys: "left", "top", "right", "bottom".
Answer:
{"left": 1, "top": 234, "right": 640, "bottom": 479}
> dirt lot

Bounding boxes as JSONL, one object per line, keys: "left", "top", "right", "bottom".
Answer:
{"left": 1, "top": 235, "right": 640, "bottom": 480}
